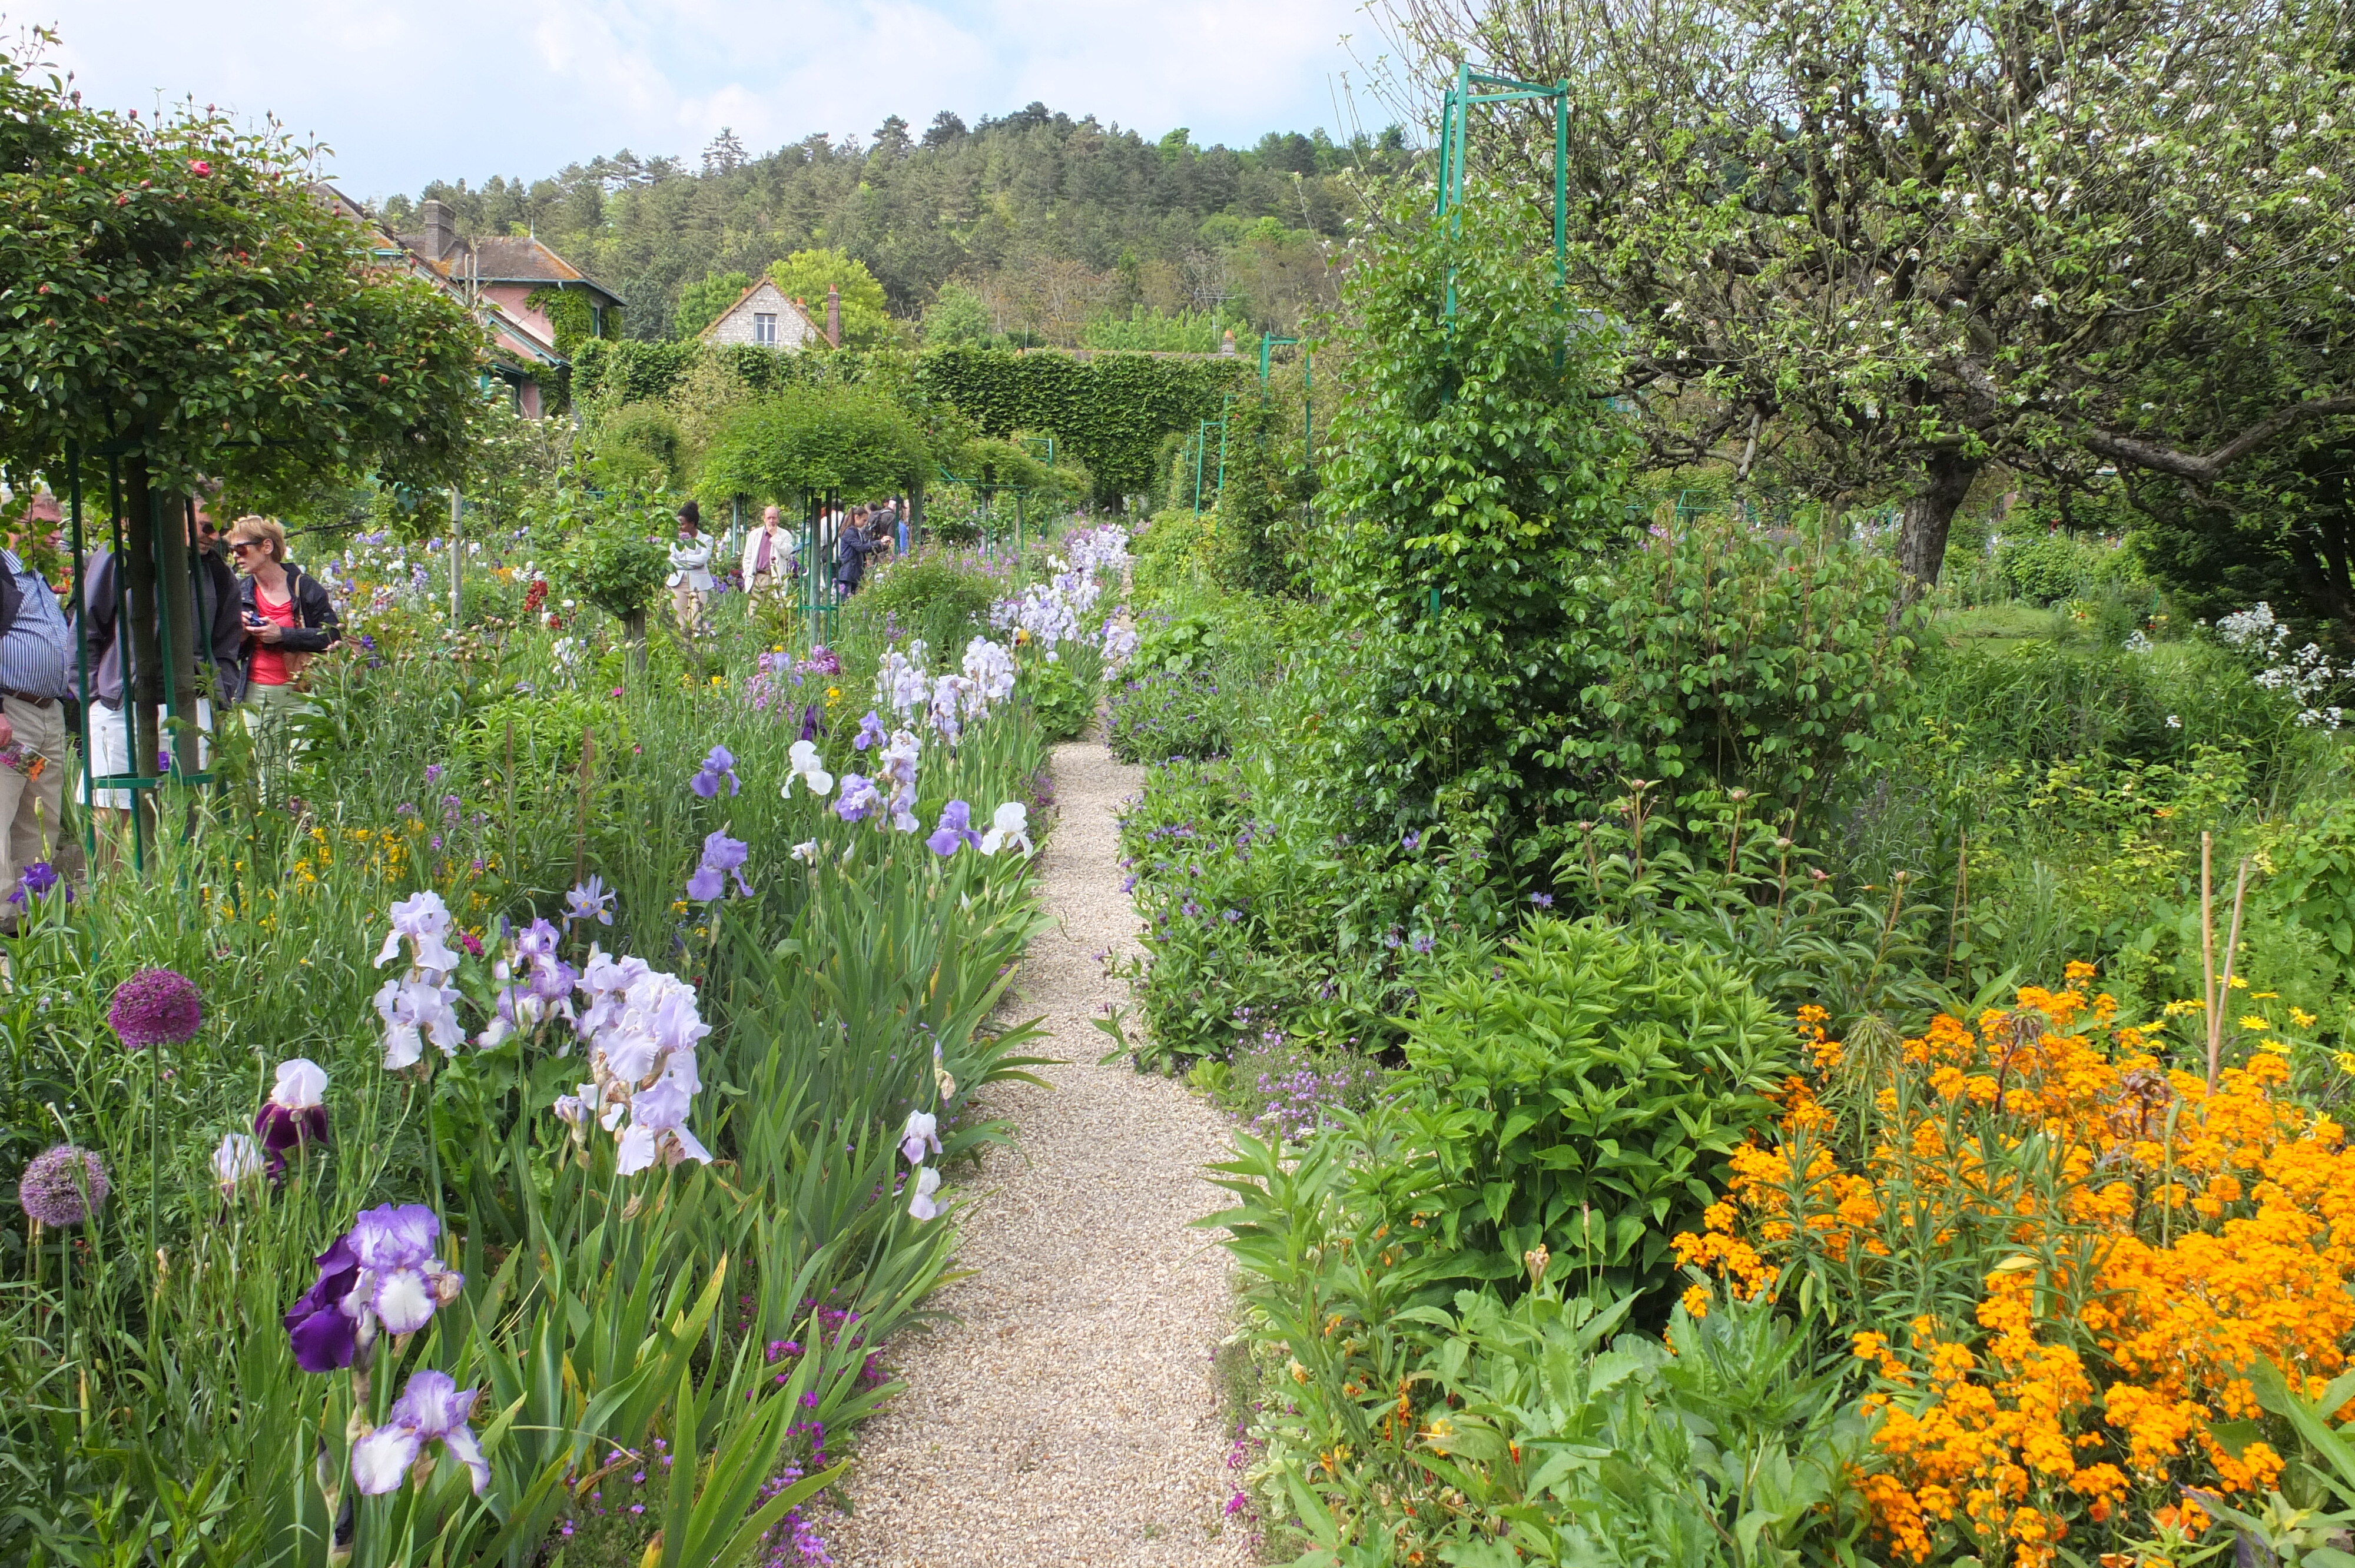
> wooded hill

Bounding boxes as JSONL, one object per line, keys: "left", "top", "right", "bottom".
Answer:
{"left": 379, "top": 107, "right": 1410, "bottom": 350}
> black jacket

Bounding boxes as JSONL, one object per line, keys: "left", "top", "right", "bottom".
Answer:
{"left": 76, "top": 548, "right": 249, "bottom": 707}
{"left": 237, "top": 563, "right": 341, "bottom": 660}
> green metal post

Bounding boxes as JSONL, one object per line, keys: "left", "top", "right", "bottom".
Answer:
{"left": 1215, "top": 396, "right": 1231, "bottom": 496}
{"left": 1193, "top": 426, "right": 1206, "bottom": 516}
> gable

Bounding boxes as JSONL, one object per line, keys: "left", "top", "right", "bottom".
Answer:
{"left": 700, "top": 280, "right": 821, "bottom": 350}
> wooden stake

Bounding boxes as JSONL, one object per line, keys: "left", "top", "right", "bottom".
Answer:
{"left": 2200, "top": 832, "right": 2215, "bottom": 1076}
{"left": 2211, "top": 858, "right": 2251, "bottom": 1092}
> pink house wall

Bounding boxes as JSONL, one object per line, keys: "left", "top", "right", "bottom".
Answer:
{"left": 483, "top": 281, "right": 555, "bottom": 346}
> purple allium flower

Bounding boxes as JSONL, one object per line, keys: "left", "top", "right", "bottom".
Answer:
{"left": 350, "top": 1369, "right": 488, "bottom": 1496}
{"left": 687, "top": 831, "right": 753, "bottom": 902}
{"left": 853, "top": 711, "right": 886, "bottom": 752}
{"left": 107, "top": 966, "right": 204, "bottom": 1048}
{"left": 690, "top": 745, "right": 741, "bottom": 799}
{"left": 925, "top": 800, "right": 981, "bottom": 857}
{"left": 17, "top": 1144, "right": 108, "bottom": 1227}
{"left": 1529, "top": 892, "right": 1555, "bottom": 908}
{"left": 255, "top": 1057, "right": 330, "bottom": 1172}
{"left": 564, "top": 875, "right": 615, "bottom": 927}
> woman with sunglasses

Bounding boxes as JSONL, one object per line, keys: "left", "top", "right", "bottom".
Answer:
{"left": 227, "top": 517, "right": 339, "bottom": 794}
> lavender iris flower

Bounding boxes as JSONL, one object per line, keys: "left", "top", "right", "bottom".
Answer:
{"left": 908, "top": 1167, "right": 944, "bottom": 1221}
{"left": 350, "top": 1370, "right": 489, "bottom": 1496}
{"left": 926, "top": 800, "right": 981, "bottom": 856}
{"left": 686, "top": 831, "right": 752, "bottom": 902}
{"left": 900, "top": 1110, "right": 941, "bottom": 1164}
{"left": 373, "top": 975, "right": 465, "bottom": 1069}
{"left": 689, "top": 745, "right": 741, "bottom": 799}
{"left": 515, "top": 918, "right": 559, "bottom": 961}
{"left": 375, "top": 891, "right": 462, "bottom": 977}
{"left": 834, "top": 774, "right": 880, "bottom": 824}
{"left": 853, "top": 711, "right": 886, "bottom": 752}
{"left": 563, "top": 876, "right": 615, "bottom": 927}
{"left": 347, "top": 1202, "right": 464, "bottom": 1335}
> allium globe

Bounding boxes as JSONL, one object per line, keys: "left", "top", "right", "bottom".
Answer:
{"left": 18, "top": 1145, "right": 110, "bottom": 1227}
{"left": 107, "top": 967, "right": 204, "bottom": 1048}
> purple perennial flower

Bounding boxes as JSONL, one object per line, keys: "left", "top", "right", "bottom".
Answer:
{"left": 833, "top": 774, "right": 879, "bottom": 824}
{"left": 1529, "top": 892, "right": 1555, "bottom": 908}
{"left": 254, "top": 1057, "right": 331, "bottom": 1175}
{"left": 350, "top": 1369, "right": 489, "bottom": 1496}
{"left": 564, "top": 875, "right": 615, "bottom": 927}
{"left": 8, "top": 859, "right": 65, "bottom": 908}
{"left": 689, "top": 745, "right": 741, "bottom": 799}
{"left": 284, "top": 1203, "right": 464, "bottom": 1372}
{"left": 925, "top": 800, "right": 981, "bottom": 857}
{"left": 107, "top": 966, "right": 204, "bottom": 1048}
{"left": 853, "top": 711, "right": 886, "bottom": 752}
{"left": 17, "top": 1144, "right": 108, "bottom": 1227}
{"left": 686, "top": 831, "right": 753, "bottom": 902}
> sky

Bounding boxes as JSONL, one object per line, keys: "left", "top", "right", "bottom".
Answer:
{"left": 32, "top": 0, "right": 1390, "bottom": 202}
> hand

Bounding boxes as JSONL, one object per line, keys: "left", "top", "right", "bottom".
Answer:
{"left": 0, "top": 714, "right": 14, "bottom": 750}
{"left": 254, "top": 621, "right": 285, "bottom": 645}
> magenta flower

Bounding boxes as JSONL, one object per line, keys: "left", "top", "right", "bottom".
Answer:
{"left": 107, "top": 966, "right": 204, "bottom": 1048}
{"left": 17, "top": 1144, "right": 108, "bottom": 1227}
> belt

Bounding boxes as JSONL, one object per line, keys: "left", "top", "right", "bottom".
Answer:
{"left": 0, "top": 690, "right": 57, "bottom": 709}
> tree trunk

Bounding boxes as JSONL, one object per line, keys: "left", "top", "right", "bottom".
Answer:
{"left": 1896, "top": 450, "right": 1985, "bottom": 606}
{"left": 622, "top": 608, "right": 647, "bottom": 673}
{"left": 120, "top": 454, "right": 164, "bottom": 781}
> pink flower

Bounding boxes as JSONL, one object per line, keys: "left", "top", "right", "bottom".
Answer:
{"left": 189, "top": 160, "right": 212, "bottom": 177}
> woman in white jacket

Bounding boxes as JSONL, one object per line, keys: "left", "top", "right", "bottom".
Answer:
{"left": 668, "top": 500, "right": 715, "bottom": 629}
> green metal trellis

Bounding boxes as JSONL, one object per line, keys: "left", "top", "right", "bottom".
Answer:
{"left": 1434, "top": 60, "right": 1572, "bottom": 318}
{"left": 1259, "top": 334, "right": 1314, "bottom": 468}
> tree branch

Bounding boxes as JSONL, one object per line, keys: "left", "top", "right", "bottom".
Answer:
{"left": 2084, "top": 396, "right": 2355, "bottom": 482}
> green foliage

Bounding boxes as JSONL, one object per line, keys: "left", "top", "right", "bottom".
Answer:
{"left": 1020, "top": 650, "right": 1097, "bottom": 743}
{"left": 841, "top": 545, "right": 1007, "bottom": 655}
{"left": 1316, "top": 182, "right": 1634, "bottom": 852}
{"left": 767, "top": 249, "right": 893, "bottom": 347}
{"left": 544, "top": 484, "right": 672, "bottom": 619}
{"left": 0, "top": 29, "right": 485, "bottom": 501}
{"left": 1209, "top": 392, "right": 1312, "bottom": 594}
{"left": 1080, "top": 305, "right": 1232, "bottom": 354}
{"left": 916, "top": 346, "right": 1247, "bottom": 503}
{"left": 525, "top": 284, "right": 603, "bottom": 354}
{"left": 589, "top": 401, "right": 685, "bottom": 489}
{"left": 2128, "top": 434, "right": 2355, "bottom": 645}
{"left": 920, "top": 283, "right": 992, "bottom": 348}
{"left": 671, "top": 270, "right": 752, "bottom": 340}
{"left": 698, "top": 386, "right": 929, "bottom": 503}
{"left": 1393, "top": 918, "right": 1793, "bottom": 1301}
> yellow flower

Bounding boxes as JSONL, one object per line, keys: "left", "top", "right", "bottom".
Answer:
{"left": 2163, "top": 998, "right": 2207, "bottom": 1018}
{"left": 2240, "top": 1015, "right": 2272, "bottom": 1031}
{"left": 2334, "top": 1052, "right": 2355, "bottom": 1075}
{"left": 2292, "top": 1008, "right": 2319, "bottom": 1029}
{"left": 2258, "top": 1037, "right": 2290, "bottom": 1054}
{"left": 2230, "top": 975, "right": 2250, "bottom": 989}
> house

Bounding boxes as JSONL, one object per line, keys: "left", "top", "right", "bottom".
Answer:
{"left": 314, "top": 187, "right": 622, "bottom": 418}
{"left": 699, "top": 278, "right": 829, "bottom": 351}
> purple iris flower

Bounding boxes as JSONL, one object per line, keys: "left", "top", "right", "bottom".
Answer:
{"left": 834, "top": 773, "right": 879, "bottom": 823}
{"left": 515, "top": 918, "right": 559, "bottom": 961}
{"left": 853, "top": 712, "right": 886, "bottom": 752}
{"left": 347, "top": 1203, "right": 462, "bottom": 1334}
{"left": 7, "top": 860, "right": 64, "bottom": 908}
{"left": 689, "top": 745, "right": 741, "bottom": 799}
{"left": 926, "top": 800, "right": 981, "bottom": 856}
{"left": 284, "top": 1233, "right": 366, "bottom": 1372}
{"left": 686, "top": 831, "right": 752, "bottom": 902}
{"left": 1530, "top": 892, "right": 1555, "bottom": 908}
{"left": 564, "top": 876, "right": 614, "bottom": 927}
{"left": 254, "top": 1057, "right": 330, "bottom": 1177}
{"left": 799, "top": 703, "right": 823, "bottom": 743}
{"left": 350, "top": 1370, "right": 489, "bottom": 1496}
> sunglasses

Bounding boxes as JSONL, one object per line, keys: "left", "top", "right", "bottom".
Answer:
{"left": 228, "top": 540, "right": 266, "bottom": 556}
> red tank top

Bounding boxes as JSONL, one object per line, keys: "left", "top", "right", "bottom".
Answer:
{"left": 249, "top": 590, "right": 297, "bottom": 686}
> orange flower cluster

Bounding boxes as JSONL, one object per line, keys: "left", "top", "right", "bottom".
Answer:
{"left": 1674, "top": 968, "right": 2355, "bottom": 1565}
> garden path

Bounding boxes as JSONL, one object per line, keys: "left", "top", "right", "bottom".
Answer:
{"left": 823, "top": 739, "right": 1252, "bottom": 1568}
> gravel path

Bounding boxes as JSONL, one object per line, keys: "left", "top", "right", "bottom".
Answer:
{"left": 824, "top": 740, "right": 1252, "bottom": 1568}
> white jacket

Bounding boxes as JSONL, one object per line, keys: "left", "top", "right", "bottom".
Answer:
{"left": 666, "top": 536, "right": 714, "bottom": 590}
{"left": 741, "top": 523, "right": 794, "bottom": 584}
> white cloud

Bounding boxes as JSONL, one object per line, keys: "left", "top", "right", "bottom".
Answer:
{"left": 37, "top": 0, "right": 1366, "bottom": 194}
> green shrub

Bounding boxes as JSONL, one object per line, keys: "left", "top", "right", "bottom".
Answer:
{"left": 589, "top": 401, "right": 684, "bottom": 490}
{"left": 1392, "top": 916, "right": 1793, "bottom": 1303}
{"left": 841, "top": 546, "right": 1008, "bottom": 655}
{"left": 1020, "top": 646, "right": 1097, "bottom": 742}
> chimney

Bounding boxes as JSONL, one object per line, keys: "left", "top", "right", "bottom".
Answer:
{"left": 825, "top": 284, "right": 841, "bottom": 348}
{"left": 1220, "top": 328, "right": 1238, "bottom": 356}
{"left": 419, "top": 198, "right": 456, "bottom": 261}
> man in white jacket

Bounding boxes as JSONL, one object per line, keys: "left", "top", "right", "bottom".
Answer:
{"left": 741, "top": 505, "right": 794, "bottom": 606}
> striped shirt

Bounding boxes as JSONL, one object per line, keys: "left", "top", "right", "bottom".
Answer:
{"left": 0, "top": 549, "right": 73, "bottom": 699}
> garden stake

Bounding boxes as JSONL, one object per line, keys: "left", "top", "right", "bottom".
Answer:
{"left": 2201, "top": 833, "right": 2215, "bottom": 1056}
{"left": 1943, "top": 828, "right": 1967, "bottom": 981}
{"left": 2210, "top": 858, "right": 2251, "bottom": 1092}
{"left": 504, "top": 716, "right": 518, "bottom": 897}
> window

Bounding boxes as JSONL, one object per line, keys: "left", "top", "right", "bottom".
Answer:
{"left": 754, "top": 312, "right": 778, "bottom": 344}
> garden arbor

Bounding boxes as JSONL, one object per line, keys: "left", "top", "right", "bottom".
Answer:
{"left": 0, "top": 35, "right": 483, "bottom": 815}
